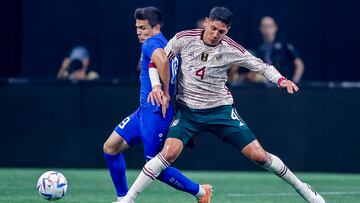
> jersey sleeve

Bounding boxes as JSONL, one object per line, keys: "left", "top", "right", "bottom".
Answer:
{"left": 143, "top": 38, "right": 164, "bottom": 63}
{"left": 164, "top": 35, "right": 183, "bottom": 59}
{"left": 233, "top": 49, "right": 284, "bottom": 84}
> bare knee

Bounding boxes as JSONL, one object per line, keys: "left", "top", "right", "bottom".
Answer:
{"left": 249, "top": 150, "right": 269, "bottom": 165}
{"left": 160, "top": 138, "right": 184, "bottom": 164}
{"left": 103, "top": 132, "right": 129, "bottom": 155}
{"left": 161, "top": 150, "right": 179, "bottom": 164}
{"left": 242, "top": 140, "right": 270, "bottom": 165}
{"left": 103, "top": 141, "right": 119, "bottom": 155}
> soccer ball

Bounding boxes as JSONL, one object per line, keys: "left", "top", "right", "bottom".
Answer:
{"left": 37, "top": 171, "right": 68, "bottom": 201}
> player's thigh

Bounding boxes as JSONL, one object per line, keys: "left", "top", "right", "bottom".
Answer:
{"left": 166, "top": 111, "right": 205, "bottom": 148}
{"left": 211, "top": 106, "right": 257, "bottom": 151}
{"left": 214, "top": 125, "right": 256, "bottom": 151}
{"left": 107, "top": 109, "right": 142, "bottom": 152}
{"left": 140, "top": 109, "right": 173, "bottom": 160}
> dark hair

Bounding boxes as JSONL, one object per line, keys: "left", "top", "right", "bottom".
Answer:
{"left": 209, "top": 7, "right": 233, "bottom": 26}
{"left": 68, "top": 59, "right": 83, "bottom": 73}
{"left": 134, "top": 7, "right": 163, "bottom": 28}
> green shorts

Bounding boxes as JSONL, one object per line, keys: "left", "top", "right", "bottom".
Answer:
{"left": 167, "top": 104, "right": 256, "bottom": 150}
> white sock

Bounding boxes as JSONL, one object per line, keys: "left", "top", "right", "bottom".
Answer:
{"left": 263, "top": 153, "right": 302, "bottom": 189}
{"left": 195, "top": 185, "right": 205, "bottom": 198}
{"left": 122, "top": 154, "right": 170, "bottom": 202}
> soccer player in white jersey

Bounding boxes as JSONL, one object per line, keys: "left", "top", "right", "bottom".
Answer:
{"left": 120, "top": 7, "right": 325, "bottom": 203}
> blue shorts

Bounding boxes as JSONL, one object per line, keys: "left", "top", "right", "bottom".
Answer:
{"left": 114, "top": 106, "right": 174, "bottom": 160}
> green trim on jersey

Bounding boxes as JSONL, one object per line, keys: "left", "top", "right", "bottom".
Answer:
{"left": 168, "top": 104, "right": 256, "bottom": 150}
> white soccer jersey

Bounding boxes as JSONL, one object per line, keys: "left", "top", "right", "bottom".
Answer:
{"left": 165, "top": 29, "right": 284, "bottom": 109}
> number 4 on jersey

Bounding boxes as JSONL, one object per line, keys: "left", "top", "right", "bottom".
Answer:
{"left": 195, "top": 67, "right": 206, "bottom": 79}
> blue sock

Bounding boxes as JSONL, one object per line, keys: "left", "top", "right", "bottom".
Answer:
{"left": 104, "top": 153, "right": 128, "bottom": 197}
{"left": 157, "top": 166, "right": 200, "bottom": 195}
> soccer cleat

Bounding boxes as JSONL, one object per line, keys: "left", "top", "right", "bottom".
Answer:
{"left": 112, "top": 196, "right": 122, "bottom": 203}
{"left": 113, "top": 197, "right": 135, "bottom": 203}
{"left": 197, "top": 184, "right": 213, "bottom": 203}
{"left": 296, "top": 183, "right": 325, "bottom": 203}
{"left": 113, "top": 200, "right": 135, "bottom": 203}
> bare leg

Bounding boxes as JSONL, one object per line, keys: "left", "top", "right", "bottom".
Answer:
{"left": 160, "top": 138, "right": 184, "bottom": 163}
{"left": 103, "top": 131, "right": 130, "bottom": 155}
{"left": 241, "top": 140, "right": 325, "bottom": 203}
{"left": 241, "top": 140, "right": 302, "bottom": 187}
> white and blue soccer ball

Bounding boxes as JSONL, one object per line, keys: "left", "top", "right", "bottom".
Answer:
{"left": 37, "top": 171, "right": 68, "bottom": 201}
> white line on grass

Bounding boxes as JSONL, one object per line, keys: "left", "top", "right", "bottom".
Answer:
{"left": 227, "top": 191, "right": 360, "bottom": 197}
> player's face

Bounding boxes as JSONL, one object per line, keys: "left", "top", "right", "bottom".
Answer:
{"left": 135, "top": 19, "right": 155, "bottom": 43}
{"left": 203, "top": 19, "right": 229, "bottom": 46}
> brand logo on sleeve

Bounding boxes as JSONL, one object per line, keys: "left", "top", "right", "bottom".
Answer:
{"left": 171, "top": 119, "right": 179, "bottom": 127}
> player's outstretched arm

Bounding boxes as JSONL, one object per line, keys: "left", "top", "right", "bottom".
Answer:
{"left": 278, "top": 78, "right": 299, "bottom": 94}
{"left": 148, "top": 48, "right": 170, "bottom": 118}
{"left": 234, "top": 51, "right": 299, "bottom": 94}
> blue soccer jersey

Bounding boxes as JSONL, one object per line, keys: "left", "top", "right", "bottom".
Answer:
{"left": 139, "top": 33, "right": 176, "bottom": 111}
{"left": 115, "top": 32, "right": 177, "bottom": 154}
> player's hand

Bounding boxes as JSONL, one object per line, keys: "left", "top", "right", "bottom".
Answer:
{"left": 280, "top": 79, "right": 299, "bottom": 94}
{"left": 147, "top": 85, "right": 163, "bottom": 106}
{"left": 161, "top": 94, "right": 170, "bottom": 118}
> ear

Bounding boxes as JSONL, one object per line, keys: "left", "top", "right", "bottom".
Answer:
{"left": 204, "top": 17, "right": 209, "bottom": 27}
{"left": 223, "top": 27, "right": 230, "bottom": 36}
{"left": 154, "top": 24, "right": 161, "bottom": 32}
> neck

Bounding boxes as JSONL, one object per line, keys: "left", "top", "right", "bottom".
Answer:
{"left": 264, "top": 35, "right": 275, "bottom": 43}
{"left": 202, "top": 31, "right": 220, "bottom": 47}
{"left": 152, "top": 31, "right": 161, "bottom": 36}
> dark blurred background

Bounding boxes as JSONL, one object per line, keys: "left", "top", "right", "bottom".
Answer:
{"left": 1, "top": 0, "right": 359, "bottom": 80}
{"left": 1, "top": 0, "right": 360, "bottom": 172}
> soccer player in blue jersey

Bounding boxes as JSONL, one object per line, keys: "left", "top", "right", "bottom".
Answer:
{"left": 103, "top": 7, "right": 212, "bottom": 203}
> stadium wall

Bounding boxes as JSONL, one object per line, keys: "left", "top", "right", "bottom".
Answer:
{"left": 0, "top": 80, "right": 359, "bottom": 173}
{"left": 1, "top": 0, "right": 359, "bottom": 81}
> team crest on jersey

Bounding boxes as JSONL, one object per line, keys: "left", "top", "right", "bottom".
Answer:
{"left": 200, "top": 52, "right": 209, "bottom": 62}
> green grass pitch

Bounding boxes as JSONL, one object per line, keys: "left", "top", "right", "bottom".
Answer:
{"left": 1, "top": 168, "right": 359, "bottom": 203}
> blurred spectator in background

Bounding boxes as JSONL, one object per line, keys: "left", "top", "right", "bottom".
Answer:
{"left": 196, "top": 18, "right": 205, "bottom": 29}
{"left": 254, "top": 16, "right": 304, "bottom": 83}
{"left": 228, "top": 64, "right": 256, "bottom": 85}
{"left": 228, "top": 50, "right": 264, "bottom": 85}
{"left": 57, "top": 46, "right": 99, "bottom": 80}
